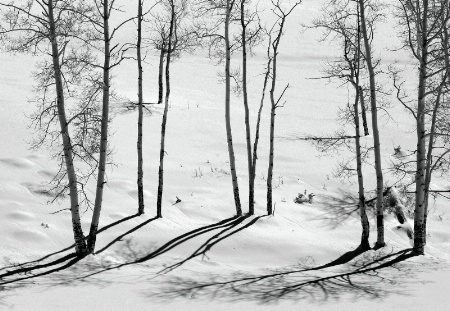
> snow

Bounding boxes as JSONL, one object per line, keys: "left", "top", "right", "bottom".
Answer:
{"left": 1, "top": 1, "right": 450, "bottom": 310}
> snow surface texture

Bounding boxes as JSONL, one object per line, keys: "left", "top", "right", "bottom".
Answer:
{"left": 1, "top": 1, "right": 450, "bottom": 310}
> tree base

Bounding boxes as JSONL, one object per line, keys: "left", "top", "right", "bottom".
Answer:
{"left": 359, "top": 240, "right": 371, "bottom": 250}
{"left": 412, "top": 248, "right": 425, "bottom": 256}
{"left": 373, "top": 241, "right": 386, "bottom": 249}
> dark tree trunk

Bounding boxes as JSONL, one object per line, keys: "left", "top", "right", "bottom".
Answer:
{"left": 158, "top": 48, "right": 165, "bottom": 105}
{"left": 137, "top": 0, "right": 145, "bottom": 215}
{"left": 156, "top": 0, "right": 175, "bottom": 218}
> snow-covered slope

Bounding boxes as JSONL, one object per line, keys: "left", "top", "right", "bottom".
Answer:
{"left": 1, "top": 1, "right": 450, "bottom": 310}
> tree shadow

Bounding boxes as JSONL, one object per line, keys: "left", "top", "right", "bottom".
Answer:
{"left": 0, "top": 213, "right": 142, "bottom": 286}
{"left": 147, "top": 248, "right": 426, "bottom": 304}
{"left": 0, "top": 213, "right": 140, "bottom": 274}
{"left": 75, "top": 215, "right": 258, "bottom": 280}
{"left": 157, "top": 216, "right": 262, "bottom": 274}
{"left": 0, "top": 215, "right": 260, "bottom": 291}
{"left": 95, "top": 216, "right": 158, "bottom": 254}
{"left": 315, "top": 191, "right": 363, "bottom": 228}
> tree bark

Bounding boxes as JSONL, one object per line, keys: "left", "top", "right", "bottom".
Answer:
{"left": 413, "top": 0, "right": 429, "bottom": 255}
{"left": 354, "top": 5, "right": 369, "bottom": 249}
{"left": 88, "top": 0, "right": 111, "bottom": 253}
{"left": 423, "top": 1, "right": 450, "bottom": 247}
{"left": 137, "top": 0, "right": 145, "bottom": 215}
{"left": 156, "top": 0, "right": 175, "bottom": 218}
{"left": 225, "top": 0, "right": 242, "bottom": 216}
{"left": 252, "top": 48, "right": 272, "bottom": 216}
{"left": 355, "top": 87, "right": 370, "bottom": 249}
{"left": 267, "top": 19, "right": 286, "bottom": 215}
{"left": 240, "top": 0, "right": 253, "bottom": 215}
{"left": 158, "top": 48, "right": 165, "bottom": 105}
{"left": 47, "top": 0, "right": 87, "bottom": 255}
{"left": 358, "top": 0, "right": 385, "bottom": 247}
{"left": 358, "top": 86, "right": 369, "bottom": 136}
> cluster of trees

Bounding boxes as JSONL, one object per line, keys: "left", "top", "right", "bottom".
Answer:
{"left": 311, "top": 0, "right": 450, "bottom": 255}
{"left": 0, "top": 0, "right": 448, "bottom": 257}
{"left": 0, "top": 0, "right": 299, "bottom": 256}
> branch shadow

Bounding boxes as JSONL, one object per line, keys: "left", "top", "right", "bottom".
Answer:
{"left": 315, "top": 191, "right": 362, "bottom": 228}
{"left": 147, "top": 248, "right": 426, "bottom": 305}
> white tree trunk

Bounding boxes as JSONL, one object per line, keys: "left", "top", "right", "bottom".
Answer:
{"left": 252, "top": 53, "right": 272, "bottom": 216}
{"left": 88, "top": 0, "right": 111, "bottom": 253}
{"left": 48, "top": 0, "right": 87, "bottom": 255}
{"left": 354, "top": 87, "right": 370, "bottom": 249}
{"left": 358, "top": 0, "right": 385, "bottom": 247}
{"left": 414, "top": 0, "right": 429, "bottom": 255}
{"left": 241, "top": 0, "right": 253, "bottom": 215}
{"left": 225, "top": 0, "right": 242, "bottom": 216}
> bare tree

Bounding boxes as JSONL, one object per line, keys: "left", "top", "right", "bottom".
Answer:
{"left": 225, "top": 0, "right": 243, "bottom": 215}
{"left": 312, "top": 0, "right": 372, "bottom": 249}
{"left": 238, "top": 0, "right": 262, "bottom": 215}
{"left": 147, "top": 0, "right": 197, "bottom": 105}
{"left": 0, "top": 0, "right": 103, "bottom": 255}
{"left": 266, "top": 0, "right": 300, "bottom": 215}
{"left": 391, "top": 0, "right": 450, "bottom": 254}
{"left": 190, "top": 0, "right": 248, "bottom": 216}
{"left": 137, "top": 0, "right": 145, "bottom": 215}
{"left": 145, "top": 0, "right": 200, "bottom": 217}
{"left": 87, "top": 0, "right": 136, "bottom": 253}
{"left": 156, "top": 0, "right": 176, "bottom": 218}
{"left": 357, "top": 0, "right": 385, "bottom": 248}
{"left": 251, "top": 27, "right": 272, "bottom": 216}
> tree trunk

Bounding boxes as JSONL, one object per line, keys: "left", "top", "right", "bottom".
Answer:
{"left": 87, "top": 0, "right": 111, "bottom": 253}
{"left": 354, "top": 5, "right": 369, "bottom": 249}
{"left": 47, "top": 0, "right": 87, "bottom": 255}
{"left": 358, "top": 0, "right": 384, "bottom": 247}
{"left": 358, "top": 86, "right": 369, "bottom": 136}
{"left": 267, "top": 99, "right": 275, "bottom": 215}
{"left": 241, "top": 0, "right": 253, "bottom": 215}
{"left": 225, "top": 0, "right": 242, "bottom": 216}
{"left": 137, "top": 0, "right": 145, "bottom": 215}
{"left": 267, "top": 21, "right": 285, "bottom": 215}
{"left": 413, "top": 0, "right": 429, "bottom": 255}
{"left": 423, "top": 2, "right": 450, "bottom": 246}
{"left": 423, "top": 86, "right": 442, "bottom": 244}
{"left": 354, "top": 87, "right": 370, "bottom": 249}
{"left": 158, "top": 48, "right": 165, "bottom": 105}
{"left": 156, "top": 0, "right": 175, "bottom": 218}
{"left": 252, "top": 52, "right": 272, "bottom": 216}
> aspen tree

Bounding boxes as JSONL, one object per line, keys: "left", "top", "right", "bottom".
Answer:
{"left": 266, "top": 0, "right": 300, "bottom": 215}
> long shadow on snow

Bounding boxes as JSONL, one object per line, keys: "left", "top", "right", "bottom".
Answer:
{"left": 0, "top": 215, "right": 251, "bottom": 288}
{"left": 157, "top": 216, "right": 262, "bottom": 275}
{"left": 0, "top": 213, "right": 142, "bottom": 284}
{"left": 75, "top": 215, "right": 252, "bottom": 280}
{"left": 147, "top": 248, "right": 425, "bottom": 304}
